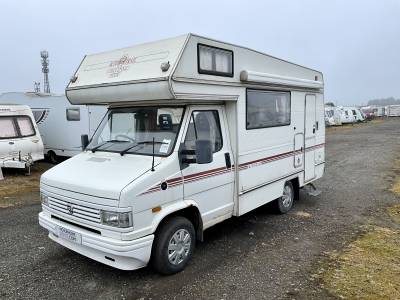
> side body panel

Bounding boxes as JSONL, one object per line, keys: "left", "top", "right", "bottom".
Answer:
{"left": 0, "top": 93, "right": 106, "bottom": 157}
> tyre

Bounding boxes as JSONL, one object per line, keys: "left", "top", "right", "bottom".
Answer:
{"left": 47, "top": 151, "right": 58, "bottom": 164}
{"left": 275, "top": 181, "right": 295, "bottom": 214}
{"left": 151, "top": 216, "right": 195, "bottom": 275}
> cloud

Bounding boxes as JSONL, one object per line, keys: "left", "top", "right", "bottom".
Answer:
{"left": 1, "top": 0, "right": 399, "bottom": 105}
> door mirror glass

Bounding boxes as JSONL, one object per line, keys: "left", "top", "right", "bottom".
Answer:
{"left": 195, "top": 139, "right": 213, "bottom": 164}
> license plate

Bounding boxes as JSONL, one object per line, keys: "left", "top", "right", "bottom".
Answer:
{"left": 55, "top": 225, "right": 82, "bottom": 244}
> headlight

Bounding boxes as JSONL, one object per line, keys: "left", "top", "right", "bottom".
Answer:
{"left": 40, "top": 193, "right": 49, "bottom": 206}
{"left": 100, "top": 211, "right": 133, "bottom": 228}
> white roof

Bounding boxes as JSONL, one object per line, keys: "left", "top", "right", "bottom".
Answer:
{"left": 0, "top": 104, "right": 32, "bottom": 113}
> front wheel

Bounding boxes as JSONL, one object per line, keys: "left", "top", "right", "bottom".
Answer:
{"left": 275, "top": 181, "right": 295, "bottom": 214}
{"left": 151, "top": 216, "right": 195, "bottom": 275}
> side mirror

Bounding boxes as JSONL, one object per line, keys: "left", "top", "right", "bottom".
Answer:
{"left": 195, "top": 140, "right": 213, "bottom": 164}
{"left": 178, "top": 140, "right": 213, "bottom": 169}
{"left": 81, "top": 134, "right": 89, "bottom": 151}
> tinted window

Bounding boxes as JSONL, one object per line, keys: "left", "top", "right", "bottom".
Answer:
{"left": 246, "top": 90, "right": 291, "bottom": 129}
{"left": 184, "top": 110, "right": 223, "bottom": 153}
{"left": 66, "top": 108, "right": 80, "bottom": 121}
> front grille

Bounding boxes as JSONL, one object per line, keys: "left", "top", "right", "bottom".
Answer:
{"left": 51, "top": 215, "right": 101, "bottom": 234}
{"left": 48, "top": 196, "right": 101, "bottom": 223}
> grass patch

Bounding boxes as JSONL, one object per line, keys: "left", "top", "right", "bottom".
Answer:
{"left": 321, "top": 226, "right": 400, "bottom": 299}
{"left": 326, "top": 119, "right": 385, "bottom": 133}
{"left": 0, "top": 162, "right": 52, "bottom": 207}
{"left": 388, "top": 205, "right": 400, "bottom": 224}
{"left": 390, "top": 159, "right": 400, "bottom": 196}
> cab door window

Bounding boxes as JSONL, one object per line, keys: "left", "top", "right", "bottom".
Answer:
{"left": 184, "top": 110, "right": 223, "bottom": 153}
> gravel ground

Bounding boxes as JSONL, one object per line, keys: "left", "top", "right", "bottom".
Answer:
{"left": 1, "top": 119, "right": 399, "bottom": 300}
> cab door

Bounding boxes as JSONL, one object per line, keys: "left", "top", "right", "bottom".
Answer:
{"left": 180, "top": 106, "right": 234, "bottom": 228}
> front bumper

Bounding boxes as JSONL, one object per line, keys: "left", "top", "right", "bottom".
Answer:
{"left": 39, "top": 212, "right": 154, "bottom": 270}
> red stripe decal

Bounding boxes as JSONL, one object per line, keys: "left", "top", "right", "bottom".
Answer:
{"left": 139, "top": 143, "right": 325, "bottom": 196}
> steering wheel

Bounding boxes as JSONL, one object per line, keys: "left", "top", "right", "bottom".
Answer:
{"left": 115, "top": 134, "right": 135, "bottom": 143}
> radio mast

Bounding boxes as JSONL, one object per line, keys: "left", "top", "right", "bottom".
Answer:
{"left": 40, "top": 50, "right": 50, "bottom": 93}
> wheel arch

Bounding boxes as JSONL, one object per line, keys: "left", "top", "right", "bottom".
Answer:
{"left": 152, "top": 201, "right": 204, "bottom": 242}
{"left": 290, "top": 177, "right": 300, "bottom": 201}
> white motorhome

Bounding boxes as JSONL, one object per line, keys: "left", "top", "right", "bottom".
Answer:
{"left": 0, "top": 92, "right": 106, "bottom": 163}
{"left": 387, "top": 105, "right": 400, "bottom": 117}
{"left": 0, "top": 105, "right": 44, "bottom": 175}
{"left": 38, "top": 34, "right": 325, "bottom": 274}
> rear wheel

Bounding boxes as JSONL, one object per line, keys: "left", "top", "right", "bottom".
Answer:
{"left": 151, "top": 216, "right": 195, "bottom": 275}
{"left": 275, "top": 181, "right": 295, "bottom": 214}
{"left": 47, "top": 151, "right": 58, "bottom": 164}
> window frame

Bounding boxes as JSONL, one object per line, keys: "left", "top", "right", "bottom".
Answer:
{"left": 197, "top": 43, "right": 234, "bottom": 78}
{"left": 16, "top": 115, "right": 36, "bottom": 137}
{"left": 86, "top": 106, "right": 186, "bottom": 158}
{"left": 185, "top": 109, "right": 224, "bottom": 154}
{"left": 0, "top": 115, "right": 36, "bottom": 140}
{"left": 245, "top": 89, "right": 292, "bottom": 130}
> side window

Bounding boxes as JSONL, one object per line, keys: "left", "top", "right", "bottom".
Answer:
{"left": 66, "top": 108, "right": 80, "bottom": 121}
{"left": 184, "top": 110, "right": 223, "bottom": 153}
{"left": 0, "top": 117, "right": 18, "bottom": 139}
{"left": 246, "top": 90, "right": 291, "bottom": 129}
{"left": 16, "top": 116, "right": 35, "bottom": 137}
{"left": 198, "top": 44, "right": 233, "bottom": 77}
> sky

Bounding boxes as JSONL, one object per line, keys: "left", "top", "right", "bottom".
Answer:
{"left": 0, "top": 0, "right": 399, "bottom": 105}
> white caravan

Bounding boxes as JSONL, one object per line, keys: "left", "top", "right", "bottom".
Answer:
{"left": 0, "top": 92, "right": 106, "bottom": 163}
{"left": 38, "top": 34, "right": 325, "bottom": 274}
{"left": 387, "top": 105, "right": 400, "bottom": 117}
{"left": 346, "top": 107, "right": 364, "bottom": 122}
{"left": 338, "top": 107, "right": 356, "bottom": 124}
{"left": 0, "top": 105, "right": 44, "bottom": 175}
{"left": 372, "top": 106, "right": 386, "bottom": 117}
{"left": 324, "top": 106, "right": 342, "bottom": 126}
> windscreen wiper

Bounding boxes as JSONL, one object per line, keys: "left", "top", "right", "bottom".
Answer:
{"left": 119, "top": 140, "right": 167, "bottom": 156}
{"left": 90, "top": 139, "right": 128, "bottom": 153}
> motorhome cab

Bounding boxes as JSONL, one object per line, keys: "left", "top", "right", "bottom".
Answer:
{"left": 38, "top": 34, "right": 325, "bottom": 274}
{"left": 0, "top": 105, "right": 44, "bottom": 175}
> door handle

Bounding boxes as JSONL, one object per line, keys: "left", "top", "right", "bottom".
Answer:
{"left": 224, "top": 152, "right": 232, "bottom": 169}
{"left": 312, "top": 125, "right": 316, "bottom": 134}
{"left": 9, "top": 141, "right": 14, "bottom": 145}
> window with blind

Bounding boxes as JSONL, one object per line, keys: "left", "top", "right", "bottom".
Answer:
{"left": 197, "top": 44, "right": 233, "bottom": 77}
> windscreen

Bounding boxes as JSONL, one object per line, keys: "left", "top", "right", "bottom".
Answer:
{"left": 87, "top": 107, "right": 185, "bottom": 156}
